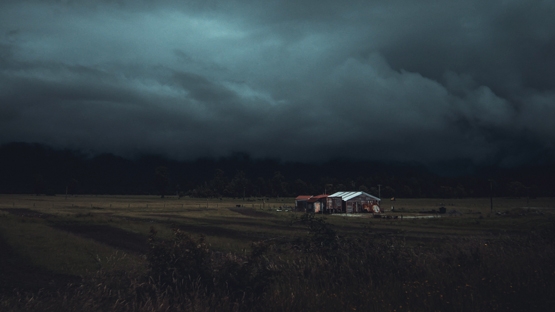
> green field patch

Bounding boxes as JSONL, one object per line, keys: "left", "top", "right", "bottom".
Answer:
{"left": 0, "top": 233, "right": 79, "bottom": 292}
{"left": 0, "top": 215, "right": 144, "bottom": 277}
{"left": 228, "top": 206, "right": 276, "bottom": 218}
{"left": 0, "top": 208, "right": 54, "bottom": 218}
{"left": 100, "top": 214, "right": 277, "bottom": 251}
{"left": 51, "top": 223, "right": 149, "bottom": 254}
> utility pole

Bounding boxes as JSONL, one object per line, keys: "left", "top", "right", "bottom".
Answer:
{"left": 378, "top": 184, "right": 382, "bottom": 199}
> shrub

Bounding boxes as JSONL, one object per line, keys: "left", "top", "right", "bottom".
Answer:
{"left": 147, "top": 227, "right": 212, "bottom": 295}
{"left": 146, "top": 227, "right": 279, "bottom": 309}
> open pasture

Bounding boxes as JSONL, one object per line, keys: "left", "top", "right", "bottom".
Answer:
{"left": 1, "top": 195, "right": 555, "bottom": 311}
{"left": 1, "top": 195, "right": 554, "bottom": 263}
{"left": 1, "top": 194, "right": 554, "bottom": 244}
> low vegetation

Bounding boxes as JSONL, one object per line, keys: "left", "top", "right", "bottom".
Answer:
{"left": 1, "top": 196, "right": 555, "bottom": 311}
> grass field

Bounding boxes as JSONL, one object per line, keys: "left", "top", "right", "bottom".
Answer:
{"left": 1, "top": 195, "right": 555, "bottom": 311}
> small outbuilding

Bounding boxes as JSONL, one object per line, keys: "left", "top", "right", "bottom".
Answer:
{"left": 306, "top": 194, "right": 329, "bottom": 213}
{"left": 295, "top": 195, "right": 313, "bottom": 211}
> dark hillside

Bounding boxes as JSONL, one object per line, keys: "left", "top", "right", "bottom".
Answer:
{"left": 1, "top": 142, "right": 554, "bottom": 198}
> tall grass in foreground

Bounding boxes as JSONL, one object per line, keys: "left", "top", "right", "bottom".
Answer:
{"left": 2, "top": 214, "right": 555, "bottom": 312}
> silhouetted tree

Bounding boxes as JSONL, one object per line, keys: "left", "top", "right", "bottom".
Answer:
{"left": 225, "top": 171, "right": 249, "bottom": 198}
{"left": 175, "top": 184, "right": 183, "bottom": 198}
{"left": 507, "top": 181, "right": 526, "bottom": 198}
{"left": 210, "top": 169, "right": 228, "bottom": 197}
{"left": 293, "top": 179, "right": 308, "bottom": 195}
{"left": 402, "top": 185, "right": 413, "bottom": 197}
{"left": 67, "top": 178, "right": 79, "bottom": 195}
{"left": 335, "top": 184, "right": 346, "bottom": 192}
{"left": 271, "top": 171, "right": 286, "bottom": 197}
{"left": 324, "top": 183, "right": 334, "bottom": 194}
{"left": 33, "top": 174, "right": 45, "bottom": 195}
{"left": 155, "top": 166, "right": 169, "bottom": 198}
{"left": 382, "top": 186, "right": 396, "bottom": 198}
{"left": 254, "top": 177, "right": 267, "bottom": 197}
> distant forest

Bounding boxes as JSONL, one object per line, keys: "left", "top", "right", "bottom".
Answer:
{"left": 1, "top": 142, "right": 554, "bottom": 198}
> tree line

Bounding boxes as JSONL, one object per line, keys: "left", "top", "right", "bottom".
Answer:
{"left": 1, "top": 142, "right": 554, "bottom": 198}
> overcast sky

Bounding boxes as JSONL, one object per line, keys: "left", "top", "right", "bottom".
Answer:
{"left": 1, "top": 0, "right": 554, "bottom": 167}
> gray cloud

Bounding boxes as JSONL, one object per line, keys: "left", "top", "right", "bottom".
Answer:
{"left": 1, "top": 0, "right": 554, "bottom": 167}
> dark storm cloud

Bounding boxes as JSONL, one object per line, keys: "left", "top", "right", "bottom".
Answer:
{"left": 1, "top": 0, "right": 554, "bottom": 166}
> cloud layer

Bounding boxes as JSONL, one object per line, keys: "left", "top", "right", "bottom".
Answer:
{"left": 1, "top": 0, "right": 554, "bottom": 166}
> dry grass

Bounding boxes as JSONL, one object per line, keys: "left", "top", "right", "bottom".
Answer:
{"left": 1, "top": 195, "right": 555, "bottom": 311}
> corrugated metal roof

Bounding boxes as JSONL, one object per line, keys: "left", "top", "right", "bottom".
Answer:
{"left": 328, "top": 191, "right": 355, "bottom": 198}
{"left": 295, "top": 195, "right": 313, "bottom": 201}
{"left": 343, "top": 192, "right": 363, "bottom": 201}
{"left": 328, "top": 191, "right": 349, "bottom": 197}
{"left": 328, "top": 191, "right": 380, "bottom": 201}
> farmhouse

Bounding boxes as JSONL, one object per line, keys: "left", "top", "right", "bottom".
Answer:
{"left": 326, "top": 191, "right": 381, "bottom": 213}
